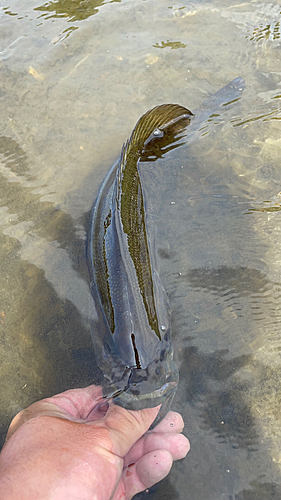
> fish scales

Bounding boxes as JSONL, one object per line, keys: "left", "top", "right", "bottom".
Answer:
{"left": 87, "top": 77, "right": 245, "bottom": 419}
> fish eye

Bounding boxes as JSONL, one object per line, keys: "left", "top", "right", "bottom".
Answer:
{"left": 153, "top": 128, "right": 162, "bottom": 136}
{"left": 155, "top": 367, "right": 161, "bottom": 376}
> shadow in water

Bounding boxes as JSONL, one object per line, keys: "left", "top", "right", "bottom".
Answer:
{"left": 186, "top": 266, "right": 270, "bottom": 296}
{"left": 0, "top": 253, "right": 101, "bottom": 449}
{"left": 232, "top": 480, "right": 281, "bottom": 500}
{"left": 0, "top": 137, "right": 34, "bottom": 179}
{"left": 178, "top": 346, "right": 258, "bottom": 450}
{"left": 0, "top": 135, "right": 101, "bottom": 449}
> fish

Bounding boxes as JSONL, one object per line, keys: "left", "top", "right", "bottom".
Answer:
{"left": 87, "top": 77, "right": 245, "bottom": 417}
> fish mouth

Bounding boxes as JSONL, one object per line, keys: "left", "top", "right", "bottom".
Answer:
{"left": 103, "top": 379, "right": 178, "bottom": 411}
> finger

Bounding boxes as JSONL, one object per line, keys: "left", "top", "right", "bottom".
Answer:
{"left": 102, "top": 403, "right": 160, "bottom": 458}
{"left": 124, "top": 432, "right": 190, "bottom": 467}
{"left": 149, "top": 411, "right": 184, "bottom": 434}
{"left": 6, "top": 402, "right": 67, "bottom": 442}
{"left": 44, "top": 384, "right": 104, "bottom": 420}
{"left": 6, "top": 385, "right": 105, "bottom": 442}
{"left": 116, "top": 450, "right": 173, "bottom": 500}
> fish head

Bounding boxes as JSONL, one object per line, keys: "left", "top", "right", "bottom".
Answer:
{"left": 128, "top": 104, "right": 193, "bottom": 161}
{"left": 112, "top": 352, "right": 179, "bottom": 411}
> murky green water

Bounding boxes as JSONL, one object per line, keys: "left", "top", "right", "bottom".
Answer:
{"left": 1, "top": 0, "right": 281, "bottom": 498}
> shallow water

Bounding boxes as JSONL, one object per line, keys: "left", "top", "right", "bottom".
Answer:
{"left": 1, "top": 0, "right": 281, "bottom": 498}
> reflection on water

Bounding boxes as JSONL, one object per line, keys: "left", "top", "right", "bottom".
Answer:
{"left": 247, "top": 21, "right": 281, "bottom": 43}
{"left": 1, "top": 0, "right": 281, "bottom": 498}
{"left": 2, "top": 0, "right": 120, "bottom": 22}
{"left": 153, "top": 40, "right": 187, "bottom": 50}
{"left": 34, "top": 0, "right": 121, "bottom": 22}
{"left": 221, "top": 2, "right": 281, "bottom": 43}
{"left": 246, "top": 193, "right": 281, "bottom": 214}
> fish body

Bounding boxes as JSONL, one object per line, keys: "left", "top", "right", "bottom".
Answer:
{"left": 87, "top": 77, "right": 245, "bottom": 413}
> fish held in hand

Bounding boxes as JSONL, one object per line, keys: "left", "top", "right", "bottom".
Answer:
{"left": 88, "top": 104, "right": 191, "bottom": 412}
{"left": 87, "top": 78, "right": 245, "bottom": 418}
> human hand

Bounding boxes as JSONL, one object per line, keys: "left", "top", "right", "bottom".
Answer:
{"left": 0, "top": 384, "right": 189, "bottom": 500}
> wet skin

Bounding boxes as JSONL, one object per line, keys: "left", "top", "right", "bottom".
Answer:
{"left": 0, "top": 385, "right": 189, "bottom": 500}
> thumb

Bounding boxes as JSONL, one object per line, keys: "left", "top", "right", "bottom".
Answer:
{"left": 102, "top": 403, "right": 161, "bottom": 457}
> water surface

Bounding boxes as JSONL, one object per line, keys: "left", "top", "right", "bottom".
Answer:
{"left": 1, "top": 0, "right": 281, "bottom": 499}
